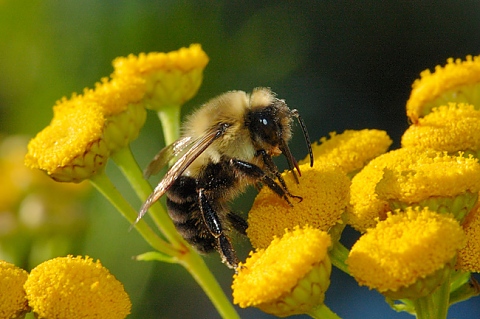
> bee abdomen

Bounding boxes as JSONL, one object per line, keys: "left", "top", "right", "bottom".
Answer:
{"left": 166, "top": 176, "right": 217, "bottom": 254}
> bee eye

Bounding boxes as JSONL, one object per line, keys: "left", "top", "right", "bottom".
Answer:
{"left": 247, "top": 107, "right": 281, "bottom": 144}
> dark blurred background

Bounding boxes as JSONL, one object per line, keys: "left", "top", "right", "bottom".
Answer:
{"left": 1, "top": 1, "right": 479, "bottom": 318}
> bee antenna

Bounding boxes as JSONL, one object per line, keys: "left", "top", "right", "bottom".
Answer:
{"left": 291, "top": 109, "right": 314, "bottom": 167}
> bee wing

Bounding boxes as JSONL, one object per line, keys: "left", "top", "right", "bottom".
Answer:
{"left": 143, "top": 136, "right": 194, "bottom": 179}
{"left": 136, "top": 124, "right": 228, "bottom": 224}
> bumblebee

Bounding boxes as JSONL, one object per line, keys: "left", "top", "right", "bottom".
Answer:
{"left": 138, "top": 87, "right": 313, "bottom": 269}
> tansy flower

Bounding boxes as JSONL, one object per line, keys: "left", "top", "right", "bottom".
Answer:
{"left": 347, "top": 207, "right": 466, "bottom": 299}
{"left": 232, "top": 226, "right": 333, "bottom": 318}
{"left": 247, "top": 161, "right": 350, "bottom": 249}
{"left": 376, "top": 152, "right": 480, "bottom": 221}
{"left": 25, "top": 97, "right": 109, "bottom": 183}
{"left": 25, "top": 74, "right": 148, "bottom": 181}
{"left": 0, "top": 260, "right": 29, "bottom": 319}
{"left": 402, "top": 103, "right": 480, "bottom": 157}
{"left": 82, "top": 76, "right": 147, "bottom": 153}
{"left": 300, "top": 129, "right": 392, "bottom": 177}
{"left": 348, "top": 148, "right": 423, "bottom": 232}
{"left": 457, "top": 203, "right": 480, "bottom": 272}
{"left": 24, "top": 255, "right": 131, "bottom": 319}
{"left": 81, "top": 76, "right": 145, "bottom": 117}
{"left": 406, "top": 55, "right": 480, "bottom": 123}
{"left": 112, "top": 43, "right": 209, "bottom": 111}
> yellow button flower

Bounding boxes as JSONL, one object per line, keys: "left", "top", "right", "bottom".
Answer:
{"left": 300, "top": 129, "right": 392, "bottom": 176}
{"left": 82, "top": 76, "right": 147, "bottom": 153}
{"left": 402, "top": 103, "right": 480, "bottom": 156}
{"left": 348, "top": 148, "right": 422, "bottom": 232}
{"left": 25, "top": 72, "right": 149, "bottom": 181}
{"left": 457, "top": 203, "right": 480, "bottom": 272}
{"left": 247, "top": 161, "right": 350, "bottom": 249}
{"left": 112, "top": 43, "right": 209, "bottom": 110}
{"left": 233, "top": 226, "right": 332, "bottom": 317}
{"left": 25, "top": 98, "right": 109, "bottom": 183}
{"left": 376, "top": 152, "right": 480, "bottom": 221}
{"left": 82, "top": 76, "right": 145, "bottom": 117}
{"left": 347, "top": 207, "right": 466, "bottom": 299}
{"left": 0, "top": 260, "right": 29, "bottom": 319}
{"left": 406, "top": 55, "right": 480, "bottom": 123}
{"left": 24, "top": 255, "right": 131, "bottom": 319}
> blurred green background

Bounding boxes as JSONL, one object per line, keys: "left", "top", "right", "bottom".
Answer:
{"left": 1, "top": 1, "right": 479, "bottom": 318}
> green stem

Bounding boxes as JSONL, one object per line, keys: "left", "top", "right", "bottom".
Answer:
{"left": 111, "top": 147, "right": 184, "bottom": 246}
{"left": 102, "top": 154, "right": 240, "bottom": 319}
{"left": 431, "top": 268, "right": 451, "bottom": 319}
{"left": 329, "top": 241, "right": 350, "bottom": 275}
{"left": 157, "top": 105, "right": 181, "bottom": 145}
{"left": 179, "top": 248, "right": 240, "bottom": 319}
{"left": 89, "top": 172, "right": 178, "bottom": 257}
{"left": 412, "top": 295, "right": 436, "bottom": 319}
{"left": 307, "top": 304, "right": 342, "bottom": 319}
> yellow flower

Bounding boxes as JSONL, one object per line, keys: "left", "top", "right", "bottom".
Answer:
{"left": 376, "top": 152, "right": 480, "bottom": 221}
{"left": 247, "top": 161, "right": 350, "bottom": 249}
{"left": 402, "top": 103, "right": 480, "bottom": 156}
{"left": 406, "top": 55, "right": 480, "bottom": 123}
{"left": 82, "top": 76, "right": 146, "bottom": 116}
{"left": 300, "top": 129, "right": 392, "bottom": 176}
{"left": 25, "top": 72, "right": 148, "bottom": 181}
{"left": 347, "top": 207, "right": 466, "bottom": 299}
{"left": 25, "top": 98, "right": 109, "bottom": 183}
{"left": 112, "top": 43, "right": 209, "bottom": 110}
{"left": 0, "top": 260, "right": 29, "bottom": 319}
{"left": 457, "top": 203, "right": 480, "bottom": 272}
{"left": 82, "top": 76, "right": 147, "bottom": 153}
{"left": 232, "top": 226, "right": 332, "bottom": 317}
{"left": 24, "top": 255, "right": 131, "bottom": 319}
{"left": 348, "top": 148, "right": 421, "bottom": 232}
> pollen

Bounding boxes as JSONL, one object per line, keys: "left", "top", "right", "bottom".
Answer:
{"left": 0, "top": 260, "right": 29, "bottom": 319}
{"left": 457, "top": 203, "right": 480, "bottom": 272}
{"left": 375, "top": 152, "right": 480, "bottom": 220}
{"left": 232, "top": 226, "right": 331, "bottom": 316}
{"left": 300, "top": 129, "right": 392, "bottom": 176}
{"left": 348, "top": 148, "right": 423, "bottom": 232}
{"left": 402, "top": 103, "right": 480, "bottom": 156}
{"left": 347, "top": 207, "right": 466, "bottom": 298}
{"left": 24, "top": 255, "right": 131, "bottom": 319}
{"left": 112, "top": 44, "right": 209, "bottom": 110}
{"left": 406, "top": 55, "right": 480, "bottom": 123}
{"left": 25, "top": 98, "right": 109, "bottom": 182}
{"left": 82, "top": 75, "right": 146, "bottom": 116}
{"left": 247, "top": 160, "right": 350, "bottom": 249}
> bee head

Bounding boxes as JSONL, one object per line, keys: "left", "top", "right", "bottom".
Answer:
{"left": 246, "top": 99, "right": 291, "bottom": 151}
{"left": 246, "top": 88, "right": 314, "bottom": 180}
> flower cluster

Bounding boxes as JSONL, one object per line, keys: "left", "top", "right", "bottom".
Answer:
{"left": 22, "top": 44, "right": 247, "bottom": 319}
{"left": 23, "top": 43, "right": 480, "bottom": 318}
{"left": 1, "top": 256, "right": 130, "bottom": 319}
{"left": 25, "top": 44, "right": 208, "bottom": 183}
{"left": 232, "top": 55, "right": 480, "bottom": 318}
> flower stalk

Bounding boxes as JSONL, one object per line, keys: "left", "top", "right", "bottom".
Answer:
{"left": 307, "top": 304, "right": 341, "bottom": 319}
{"left": 88, "top": 171, "right": 178, "bottom": 257}
{"left": 110, "top": 147, "right": 184, "bottom": 246}
{"left": 157, "top": 104, "right": 182, "bottom": 146}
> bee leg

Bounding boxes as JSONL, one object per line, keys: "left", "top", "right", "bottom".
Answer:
{"left": 256, "top": 150, "right": 303, "bottom": 201}
{"left": 198, "top": 188, "right": 238, "bottom": 269}
{"left": 230, "top": 159, "right": 293, "bottom": 206}
{"left": 226, "top": 212, "right": 248, "bottom": 235}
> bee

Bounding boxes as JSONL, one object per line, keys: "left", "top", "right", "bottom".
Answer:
{"left": 137, "top": 87, "right": 314, "bottom": 270}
